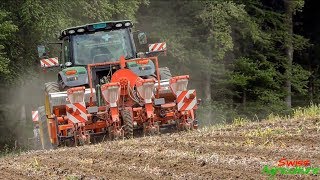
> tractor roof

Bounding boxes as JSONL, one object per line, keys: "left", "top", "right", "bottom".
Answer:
{"left": 59, "top": 20, "right": 133, "bottom": 40}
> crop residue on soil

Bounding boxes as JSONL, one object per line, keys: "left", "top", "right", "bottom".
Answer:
{"left": 0, "top": 117, "right": 319, "bottom": 179}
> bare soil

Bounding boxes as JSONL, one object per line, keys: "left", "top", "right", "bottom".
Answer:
{"left": 0, "top": 117, "right": 319, "bottom": 180}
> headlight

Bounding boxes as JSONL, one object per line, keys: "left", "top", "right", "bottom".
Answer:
{"left": 65, "top": 62, "right": 72, "bottom": 67}
{"left": 68, "top": 29, "right": 75, "bottom": 34}
{"left": 124, "top": 22, "right": 131, "bottom": 27}
{"left": 115, "top": 23, "right": 123, "bottom": 28}
{"left": 77, "top": 28, "right": 85, "bottom": 33}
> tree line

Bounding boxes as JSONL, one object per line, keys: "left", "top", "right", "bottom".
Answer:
{"left": 136, "top": 0, "right": 314, "bottom": 122}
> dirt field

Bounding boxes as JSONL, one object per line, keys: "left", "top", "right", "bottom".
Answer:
{"left": 0, "top": 117, "right": 320, "bottom": 180}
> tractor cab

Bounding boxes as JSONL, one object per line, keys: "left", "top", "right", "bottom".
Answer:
{"left": 38, "top": 20, "right": 159, "bottom": 90}
{"left": 59, "top": 21, "right": 138, "bottom": 66}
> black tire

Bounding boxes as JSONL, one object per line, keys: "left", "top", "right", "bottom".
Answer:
{"left": 159, "top": 67, "right": 172, "bottom": 80}
{"left": 121, "top": 109, "right": 134, "bottom": 139}
{"left": 45, "top": 82, "right": 60, "bottom": 93}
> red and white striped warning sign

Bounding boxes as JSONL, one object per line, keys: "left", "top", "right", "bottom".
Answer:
{"left": 176, "top": 90, "right": 197, "bottom": 111}
{"left": 148, "top": 42, "right": 167, "bottom": 52}
{"left": 40, "top": 57, "right": 59, "bottom": 67}
{"left": 32, "top": 111, "right": 39, "bottom": 122}
{"left": 66, "top": 102, "right": 88, "bottom": 124}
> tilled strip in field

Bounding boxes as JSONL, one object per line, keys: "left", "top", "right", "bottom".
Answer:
{"left": 0, "top": 118, "right": 319, "bottom": 180}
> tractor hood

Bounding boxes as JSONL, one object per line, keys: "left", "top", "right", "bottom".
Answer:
{"left": 126, "top": 60, "right": 155, "bottom": 77}
{"left": 59, "top": 66, "right": 88, "bottom": 88}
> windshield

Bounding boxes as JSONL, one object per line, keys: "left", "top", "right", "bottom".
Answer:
{"left": 72, "top": 29, "right": 134, "bottom": 65}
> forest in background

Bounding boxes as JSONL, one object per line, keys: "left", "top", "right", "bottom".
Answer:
{"left": 0, "top": 0, "right": 319, "bottom": 149}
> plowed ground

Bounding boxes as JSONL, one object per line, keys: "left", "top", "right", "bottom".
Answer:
{"left": 1, "top": 117, "right": 320, "bottom": 180}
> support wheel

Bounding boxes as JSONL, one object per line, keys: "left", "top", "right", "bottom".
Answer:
{"left": 143, "top": 122, "right": 160, "bottom": 136}
{"left": 78, "top": 133, "right": 90, "bottom": 145}
{"left": 176, "top": 119, "right": 194, "bottom": 132}
{"left": 108, "top": 126, "right": 124, "bottom": 140}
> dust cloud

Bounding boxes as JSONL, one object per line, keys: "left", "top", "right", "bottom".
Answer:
{"left": 0, "top": 68, "right": 57, "bottom": 150}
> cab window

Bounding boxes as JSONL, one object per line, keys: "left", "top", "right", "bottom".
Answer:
{"left": 64, "top": 38, "right": 70, "bottom": 62}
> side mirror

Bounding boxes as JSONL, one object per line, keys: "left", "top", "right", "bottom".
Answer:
{"left": 37, "top": 45, "right": 46, "bottom": 58}
{"left": 138, "top": 32, "right": 147, "bottom": 45}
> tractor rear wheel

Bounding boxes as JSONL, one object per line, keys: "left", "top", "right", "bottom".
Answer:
{"left": 37, "top": 106, "right": 54, "bottom": 149}
{"left": 159, "top": 67, "right": 172, "bottom": 80}
{"left": 121, "top": 109, "right": 134, "bottom": 139}
{"left": 45, "top": 82, "right": 60, "bottom": 93}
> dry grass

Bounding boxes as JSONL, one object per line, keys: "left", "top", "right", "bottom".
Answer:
{"left": 293, "top": 103, "right": 320, "bottom": 120}
{"left": 232, "top": 117, "right": 250, "bottom": 127}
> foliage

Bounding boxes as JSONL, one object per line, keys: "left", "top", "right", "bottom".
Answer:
{"left": 199, "top": 1, "right": 262, "bottom": 60}
{"left": 0, "top": 0, "right": 148, "bottom": 83}
{"left": 293, "top": 103, "right": 320, "bottom": 119}
{"left": 0, "top": 11, "right": 17, "bottom": 75}
{"left": 232, "top": 117, "right": 250, "bottom": 127}
{"left": 139, "top": 0, "right": 310, "bottom": 120}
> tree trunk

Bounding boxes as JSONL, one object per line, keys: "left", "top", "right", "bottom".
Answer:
{"left": 284, "top": 0, "right": 294, "bottom": 108}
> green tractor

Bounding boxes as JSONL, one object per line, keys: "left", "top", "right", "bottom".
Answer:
{"left": 32, "top": 20, "right": 198, "bottom": 149}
